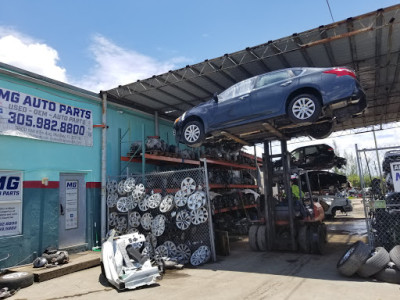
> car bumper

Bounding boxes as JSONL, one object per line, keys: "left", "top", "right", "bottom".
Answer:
{"left": 331, "top": 87, "right": 367, "bottom": 119}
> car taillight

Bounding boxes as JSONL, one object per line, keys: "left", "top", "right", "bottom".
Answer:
{"left": 323, "top": 68, "right": 357, "bottom": 79}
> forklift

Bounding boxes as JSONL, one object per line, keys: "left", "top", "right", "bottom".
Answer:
{"left": 249, "top": 139, "right": 327, "bottom": 254}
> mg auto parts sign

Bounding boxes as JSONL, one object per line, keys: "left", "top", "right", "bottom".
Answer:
{"left": 0, "top": 87, "right": 93, "bottom": 146}
{"left": 0, "top": 171, "right": 22, "bottom": 236}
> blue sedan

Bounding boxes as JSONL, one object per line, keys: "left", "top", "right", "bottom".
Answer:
{"left": 173, "top": 67, "right": 366, "bottom": 147}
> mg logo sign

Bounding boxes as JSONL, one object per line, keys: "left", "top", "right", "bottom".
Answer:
{"left": 66, "top": 181, "right": 77, "bottom": 189}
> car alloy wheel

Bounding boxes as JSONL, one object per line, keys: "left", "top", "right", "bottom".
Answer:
{"left": 288, "top": 93, "right": 321, "bottom": 123}
{"left": 182, "top": 121, "right": 204, "bottom": 146}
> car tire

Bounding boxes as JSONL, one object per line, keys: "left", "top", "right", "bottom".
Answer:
{"left": 337, "top": 241, "right": 372, "bottom": 277}
{"left": 288, "top": 93, "right": 321, "bottom": 123}
{"left": 0, "top": 271, "right": 34, "bottom": 290}
{"left": 182, "top": 121, "right": 204, "bottom": 147}
{"left": 357, "top": 247, "right": 390, "bottom": 278}
{"left": 375, "top": 262, "right": 400, "bottom": 284}
{"left": 308, "top": 121, "right": 333, "bottom": 139}
{"left": 389, "top": 245, "right": 400, "bottom": 266}
{"left": 249, "top": 224, "right": 259, "bottom": 251}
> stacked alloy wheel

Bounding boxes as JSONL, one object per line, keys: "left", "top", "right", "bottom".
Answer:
{"left": 337, "top": 241, "right": 400, "bottom": 283}
{"left": 106, "top": 175, "right": 212, "bottom": 267}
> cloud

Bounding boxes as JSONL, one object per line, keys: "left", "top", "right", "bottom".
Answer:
{"left": 0, "top": 28, "right": 189, "bottom": 93}
{"left": 75, "top": 34, "right": 189, "bottom": 92}
{"left": 0, "top": 26, "right": 67, "bottom": 82}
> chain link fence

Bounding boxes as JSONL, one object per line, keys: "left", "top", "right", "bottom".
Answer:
{"left": 356, "top": 145, "right": 400, "bottom": 250}
{"left": 106, "top": 167, "right": 215, "bottom": 266}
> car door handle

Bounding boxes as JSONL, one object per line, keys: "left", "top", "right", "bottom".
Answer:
{"left": 280, "top": 81, "right": 292, "bottom": 87}
{"left": 239, "top": 94, "right": 249, "bottom": 100}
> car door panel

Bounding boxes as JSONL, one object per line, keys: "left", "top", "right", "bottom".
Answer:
{"left": 208, "top": 93, "right": 254, "bottom": 130}
{"left": 250, "top": 73, "right": 299, "bottom": 120}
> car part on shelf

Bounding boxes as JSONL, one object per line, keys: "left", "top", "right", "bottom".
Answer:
{"left": 190, "top": 245, "right": 211, "bottom": 266}
{"left": 107, "top": 193, "right": 118, "bottom": 208}
{"left": 159, "top": 195, "right": 174, "bottom": 213}
{"left": 142, "top": 244, "right": 154, "bottom": 257}
{"left": 109, "top": 212, "right": 119, "bottom": 227}
{"left": 138, "top": 195, "right": 150, "bottom": 212}
{"left": 155, "top": 245, "right": 168, "bottom": 258}
{"left": 117, "top": 180, "right": 127, "bottom": 195}
{"left": 176, "top": 210, "right": 191, "bottom": 230}
{"left": 123, "top": 177, "right": 136, "bottom": 193}
{"left": 140, "top": 213, "right": 153, "bottom": 231}
{"left": 116, "top": 197, "right": 129, "bottom": 213}
{"left": 151, "top": 215, "right": 166, "bottom": 237}
{"left": 128, "top": 211, "right": 141, "bottom": 228}
{"left": 148, "top": 193, "right": 162, "bottom": 209}
{"left": 176, "top": 244, "right": 191, "bottom": 264}
{"left": 133, "top": 184, "right": 146, "bottom": 201}
{"left": 116, "top": 216, "right": 128, "bottom": 233}
{"left": 126, "top": 195, "right": 137, "bottom": 210}
{"left": 163, "top": 241, "right": 177, "bottom": 257}
{"left": 101, "top": 230, "right": 160, "bottom": 290}
{"left": 146, "top": 234, "right": 157, "bottom": 249}
{"left": 107, "top": 180, "right": 118, "bottom": 194}
{"left": 187, "top": 191, "right": 206, "bottom": 210}
{"left": 174, "top": 190, "right": 188, "bottom": 207}
{"left": 181, "top": 177, "right": 196, "bottom": 195}
{"left": 190, "top": 207, "right": 208, "bottom": 225}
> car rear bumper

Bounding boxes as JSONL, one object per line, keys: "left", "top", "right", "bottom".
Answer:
{"left": 332, "top": 88, "right": 367, "bottom": 119}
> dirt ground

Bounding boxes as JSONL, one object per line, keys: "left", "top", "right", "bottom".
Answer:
{"left": 11, "top": 199, "right": 400, "bottom": 300}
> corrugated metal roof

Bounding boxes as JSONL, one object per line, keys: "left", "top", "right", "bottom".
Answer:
{"left": 105, "top": 4, "right": 400, "bottom": 143}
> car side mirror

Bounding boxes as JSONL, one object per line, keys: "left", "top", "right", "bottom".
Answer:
{"left": 213, "top": 92, "right": 218, "bottom": 103}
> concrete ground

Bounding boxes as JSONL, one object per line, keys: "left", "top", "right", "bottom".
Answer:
{"left": 11, "top": 200, "right": 400, "bottom": 300}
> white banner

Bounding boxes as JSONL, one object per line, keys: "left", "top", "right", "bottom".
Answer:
{"left": 390, "top": 162, "right": 400, "bottom": 192}
{"left": 0, "top": 171, "right": 22, "bottom": 236}
{"left": 65, "top": 180, "right": 78, "bottom": 229}
{"left": 0, "top": 87, "right": 93, "bottom": 146}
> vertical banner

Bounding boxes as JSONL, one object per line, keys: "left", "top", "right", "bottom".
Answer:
{"left": 65, "top": 180, "right": 78, "bottom": 229}
{"left": 0, "top": 87, "right": 93, "bottom": 146}
{"left": 390, "top": 162, "right": 400, "bottom": 192}
{"left": 0, "top": 171, "right": 23, "bottom": 236}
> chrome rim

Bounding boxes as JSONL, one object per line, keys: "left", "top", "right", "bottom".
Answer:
{"left": 292, "top": 97, "right": 315, "bottom": 120}
{"left": 184, "top": 124, "right": 201, "bottom": 143}
{"left": 128, "top": 211, "right": 141, "bottom": 227}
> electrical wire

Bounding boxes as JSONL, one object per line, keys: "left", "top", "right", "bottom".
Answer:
{"left": 326, "top": 0, "right": 335, "bottom": 22}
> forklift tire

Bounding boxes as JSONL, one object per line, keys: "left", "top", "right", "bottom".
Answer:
{"left": 389, "top": 245, "right": 400, "bottom": 267}
{"left": 257, "top": 225, "right": 267, "bottom": 251}
{"left": 297, "top": 225, "right": 310, "bottom": 253}
{"left": 337, "top": 241, "right": 372, "bottom": 277}
{"left": 309, "top": 224, "right": 325, "bottom": 254}
{"left": 357, "top": 247, "right": 390, "bottom": 278}
{"left": 249, "top": 225, "right": 260, "bottom": 251}
{"left": 0, "top": 271, "right": 34, "bottom": 290}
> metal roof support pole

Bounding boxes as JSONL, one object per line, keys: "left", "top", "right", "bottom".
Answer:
{"left": 154, "top": 111, "right": 159, "bottom": 137}
{"left": 281, "top": 140, "right": 296, "bottom": 251}
{"left": 100, "top": 91, "right": 108, "bottom": 240}
{"left": 142, "top": 124, "right": 146, "bottom": 183}
{"left": 355, "top": 144, "right": 373, "bottom": 247}
{"left": 263, "top": 141, "right": 275, "bottom": 250}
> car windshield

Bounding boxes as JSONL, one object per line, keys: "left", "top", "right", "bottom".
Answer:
{"left": 218, "top": 77, "right": 256, "bottom": 102}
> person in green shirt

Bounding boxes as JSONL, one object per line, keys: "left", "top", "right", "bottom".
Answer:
{"left": 290, "top": 177, "right": 303, "bottom": 200}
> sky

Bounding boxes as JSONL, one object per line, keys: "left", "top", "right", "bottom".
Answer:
{"left": 0, "top": 0, "right": 399, "bottom": 157}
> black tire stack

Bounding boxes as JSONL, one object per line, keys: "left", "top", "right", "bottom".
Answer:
{"left": 337, "top": 241, "right": 400, "bottom": 284}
